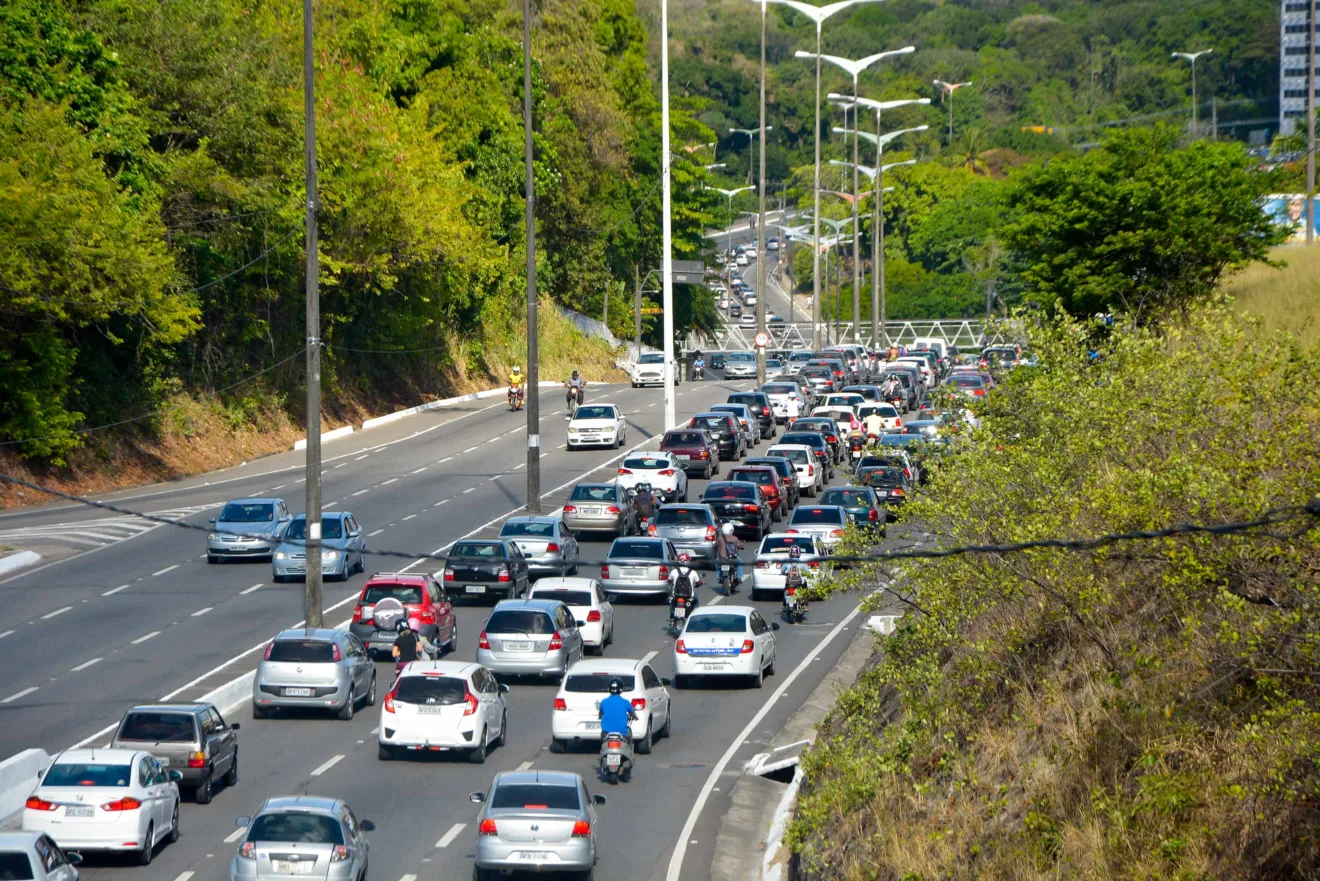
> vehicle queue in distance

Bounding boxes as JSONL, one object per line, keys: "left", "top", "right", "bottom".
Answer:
{"left": 10, "top": 340, "right": 1027, "bottom": 881}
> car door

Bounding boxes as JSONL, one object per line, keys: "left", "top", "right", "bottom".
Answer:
{"left": 479, "top": 669, "right": 505, "bottom": 731}
{"left": 346, "top": 635, "right": 370, "bottom": 690}
{"left": 641, "top": 664, "right": 669, "bottom": 729}
{"left": 199, "top": 708, "right": 226, "bottom": 774}
{"left": 429, "top": 580, "right": 455, "bottom": 644}
{"left": 340, "top": 806, "right": 368, "bottom": 878}
{"left": 556, "top": 606, "right": 583, "bottom": 662}
{"left": 594, "top": 582, "right": 613, "bottom": 639}
{"left": 206, "top": 706, "right": 237, "bottom": 774}
{"left": 35, "top": 835, "right": 78, "bottom": 881}
{"left": 750, "top": 611, "right": 774, "bottom": 664}
{"left": 557, "top": 521, "right": 579, "bottom": 565}
{"left": 141, "top": 756, "right": 169, "bottom": 835}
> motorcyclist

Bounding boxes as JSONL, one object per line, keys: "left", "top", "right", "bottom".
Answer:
{"left": 632, "top": 482, "right": 658, "bottom": 529}
{"left": 565, "top": 370, "right": 587, "bottom": 409}
{"left": 716, "top": 521, "right": 744, "bottom": 591}
{"left": 391, "top": 617, "right": 438, "bottom": 675}
{"left": 692, "top": 351, "right": 706, "bottom": 380}
{"left": 508, "top": 365, "right": 526, "bottom": 407}
{"left": 598, "top": 678, "right": 637, "bottom": 738}
{"left": 780, "top": 545, "right": 809, "bottom": 592}
{"left": 668, "top": 551, "right": 702, "bottom": 621}
{"left": 861, "top": 406, "right": 886, "bottom": 440}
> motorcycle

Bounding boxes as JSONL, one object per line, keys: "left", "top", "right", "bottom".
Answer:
{"left": 718, "top": 558, "right": 740, "bottom": 595}
{"left": 599, "top": 731, "right": 634, "bottom": 784}
{"left": 783, "top": 584, "right": 808, "bottom": 623}
{"left": 508, "top": 385, "right": 524, "bottom": 412}
{"left": 669, "top": 593, "right": 694, "bottom": 631}
{"left": 693, "top": 359, "right": 705, "bottom": 381}
{"left": 565, "top": 384, "right": 585, "bottom": 418}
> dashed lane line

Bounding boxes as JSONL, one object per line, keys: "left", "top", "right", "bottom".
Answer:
{"left": 224, "top": 828, "right": 246, "bottom": 844}
{"left": 402, "top": 515, "right": 417, "bottom": 522}
{"left": 2, "top": 687, "right": 38, "bottom": 704}
{"left": 310, "top": 755, "right": 344, "bottom": 777}
{"left": 131, "top": 630, "right": 161, "bottom": 644}
{"left": 641, "top": 650, "right": 658, "bottom": 664}
{"left": 368, "top": 529, "right": 385, "bottom": 537}
{"left": 192, "top": 607, "right": 213, "bottom": 617}
{"left": 71, "top": 658, "right": 102, "bottom": 672}
{"left": 152, "top": 564, "right": 179, "bottom": 577}
{"left": 241, "top": 584, "right": 263, "bottom": 595}
{"left": 102, "top": 585, "right": 129, "bottom": 596}
{"left": 352, "top": 490, "right": 370, "bottom": 497}
{"left": 355, "top": 455, "right": 369, "bottom": 461}
{"left": 41, "top": 606, "right": 73, "bottom": 620}
{"left": 0, "top": 630, "right": 13, "bottom": 640}
{"left": 382, "top": 478, "right": 398, "bottom": 486}
{"left": 435, "top": 824, "right": 466, "bottom": 849}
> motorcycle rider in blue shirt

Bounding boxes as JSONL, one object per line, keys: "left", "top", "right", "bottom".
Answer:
{"left": 598, "top": 678, "right": 637, "bottom": 736}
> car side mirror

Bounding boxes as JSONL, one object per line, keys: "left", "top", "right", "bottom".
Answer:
{"left": 235, "top": 816, "right": 251, "bottom": 828}
{"left": 230, "top": 722, "right": 241, "bottom": 731}
{"left": 470, "top": 791, "right": 487, "bottom": 804}
{"left": 66, "top": 853, "right": 83, "bottom": 867}
{"left": 576, "top": 619, "right": 587, "bottom": 627}
{"left": 499, "top": 683, "right": 510, "bottom": 694}
{"left": 36, "top": 769, "right": 44, "bottom": 779}
{"left": 208, "top": 518, "right": 217, "bottom": 525}
{"left": 592, "top": 794, "right": 607, "bottom": 805}
{"left": 661, "top": 677, "right": 674, "bottom": 687}
{"left": 169, "top": 770, "right": 184, "bottom": 782}
{"left": 770, "top": 622, "right": 781, "bottom": 631}
{"left": 360, "top": 820, "right": 376, "bottom": 832}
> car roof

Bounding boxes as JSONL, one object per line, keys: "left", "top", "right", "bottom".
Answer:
{"left": 274, "top": 627, "right": 344, "bottom": 641}
{"left": 502, "top": 515, "right": 562, "bottom": 526}
{"left": 767, "top": 443, "right": 814, "bottom": 452}
{"left": 398, "top": 660, "right": 481, "bottom": 678}
{"left": 124, "top": 702, "right": 207, "bottom": 714}
{"left": 291, "top": 510, "right": 348, "bottom": 520}
{"left": 573, "top": 402, "right": 618, "bottom": 411}
{"left": 53, "top": 748, "right": 143, "bottom": 763}
{"left": 259, "top": 795, "right": 343, "bottom": 814}
{"left": 529, "top": 577, "right": 600, "bottom": 591}
{"left": 562, "top": 658, "right": 646, "bottom": 675}
{"left": 491, "top": 598, "right": 565, "bottom": 613}
{"left": 690, "top": 605, "right": 754, "bottom": 618}
{"left": 493, "top": 769, "right": 582, "bottom": 788}
{"left": 364, "top": 572, "right": 429, "bottom": 584}
{"left": 220, "top": 497, "right": 283, "bottom": 506}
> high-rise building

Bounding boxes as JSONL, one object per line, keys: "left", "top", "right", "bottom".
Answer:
{"left": 1280, "top": 0, "right": 1318, "bottom": 134}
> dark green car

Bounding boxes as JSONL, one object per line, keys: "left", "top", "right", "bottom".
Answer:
{"left": 819, "top": 486, "right": 886, "bottom": 534}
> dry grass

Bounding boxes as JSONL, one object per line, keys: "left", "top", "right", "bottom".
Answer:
{"left": 1223, "top": 245, "right": 1320, "bottom": 346}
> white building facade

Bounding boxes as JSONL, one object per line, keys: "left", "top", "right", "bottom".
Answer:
{"left": 1281, "top": 0, "right": 1319, "bottom": 134}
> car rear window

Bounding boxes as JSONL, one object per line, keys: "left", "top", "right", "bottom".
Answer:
{"left": 268, "top": 640, "right": 336, "bottom": 663}
{"left": 529, "top": 589, "right": 594, "bottom": 607}
{"left": 781, "top": 433, "right": 824, "bottom": 447}
{"left": 117, "top": 711, "right": 197, "bottom": 743}
{"left": 760, "top": 535, "right": 817, "bottom": 553}
{"left": 654, "top": 507, "right": 712, "bottom": 526}
{"left": 500, "top": 521, "right": 555, "bottom": 537}
{"left": 248, "top": 813, "right": 344, "bottom": 845}
{"left": 452, "top": 542, "right": 504, "bottom": 558}
{"left": 821, "top": 489, "right": 877, "bottom": 507}
{"left": 859, "top": 405, "right": 899, "bottom": 419}
{"left": 769, "top": 448, "right": 810, "bottom": 464}
{"left": 690, "top": 416, "right": 729, "bottom": 432}
{"left": 663, "top": 432, "right": 705, "bottom": 446}
{"left": 0, "top": 853, "right": 33, "bottom": 881}
{"left": 862, "top": 467, "right": 906, "bottom": 486}
{"left": 219, "top": 503, "right": 274, "bottom": 522}
{"left": 703, "top": 484, "right": 757, "bottom": 500}
{"left": 762, "top": 384, "right": 796, "bottom": 394}
{"left": 570, "top": 484, "right": 620, "bottom": 501}
{"left": 42, "top": 763, "right": 133, "bottom": 787}
{"left": 622, "top": 457, "right": 668, "bottom": 470}
{"left": 485, "top": 610, "right": 555, "bottom": 634}
{"left": 728, "top": 470, "right": 773, "bottom": 485}
{"left": 565, "top": 673, "right": 636, "bottom": 693}
{"left": 395, "top": 676, "right": 468, "bottom": 705}
{"left": 952, "top": 375, "right": 985, "bottom": 387}
{"left": 609, "top": 540, "right": 665, "bottom": 559}
{"left": 685, "top": 614, "right": 749, "bottom": 633}
{"left": 363, "top": 584, "right": 424, "bottom": 605}
{"left": 790, "top": 508, "right": 846, "bottom": 525}
{"left": 728, "top": 394, "right": 763, "bottom": 406}
{"left": 491, "top": 784, "right": 581, "bottom": 811}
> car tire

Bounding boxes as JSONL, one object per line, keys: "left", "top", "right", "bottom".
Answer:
{"left": 771, "top": 507, "right": 782, "bottom": 523}
{"left": 469, "top": 727, "right": 488, "bottom": 764}
{"left": 495, "top": 712, "right": 508, "bottom": 747}
{"left": 549, "top": 737, "right": 567, "bottom": 754}
{"left": 167, "top": 802, "right": 180, "bottom": 843}
{"left": 272, "top": 574, "right": 285, "bottom": 583}
{"left": 658, "top": 705, "right": 673, "bottom": 739}
{"left": 338, "top": 688, "right": 355, "bottom": 721}
{"left": 365, "top": 673, "right": 377, "bottom": 707}
{"left": 252, "top": 703, "right": 267, "bottom": 720}
{"left": 766, "top": 651, "right": 777, "bottom": 677}
{"left": 635, "top": 721, "right": 653, "bottom": 755}
{"left": 750, "top": 664, "right": 764, "bottom": 689}
{"left": 195, "top": 771, "right": 213, "bottom": 805}
{"left": 138, "top": 824, "right": 154, "bottom": 866}
{"left": 377, "top": 743, "right": 393, "bottom": 761}
{"left": 445, "top": 623, "right": 458, "bottom": 654}
{"left": 224, "top": 749, "right": 239, "bottom": 786}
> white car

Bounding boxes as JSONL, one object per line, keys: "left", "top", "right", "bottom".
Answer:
{"left": 529, "top": 578, "right": 615, "bottom": 653}
{"left": 674, "top": 606, "right": 778, "bottom": 689}
{"left": 23, "top": 749, "right": 180, "bottom": 865}
{"left": 567, "top": 403, "right": 626, "bottom": 450}
{"left": 724, "top": 351, "right": 757, "bottom": 378}
{"left": 736, "top": 254, "right": 750, "bottom": 266}
{"left": 0, "top": 831, "right": 81, "bottom": 881}
{"left": 821, "top": 393, "right": 866, "bottom": 411}
{"left": 615, "top": 451, "right": 688, "bottom": 502}
{"left": 631, "top": 352, "right": 678, "bottom": 387}
{"left": 377, "top": 661, "right": 508, "bottom": 763}
{"left": 858, "top": 402, "right": 903, "bottom": 433}
{"left": 766, "top": 238, "right": 779, "bottom": 251}
{"left": 744, "top": 246, "right": 758, "bottom": 259}
{"left": 811, "top": 405, "right": 860, "bottom": 438}
{"left": 750, "top": 534, "right": 827, "bottom": 599}
{"left": 765, "top": 444, "right": 822, "bottom": 497}
{"left": 739, "top": 313, "right": 756, "bottom": 327}
{"left": 784, "top": 504, "right": 850, "bottom": 551}
{"left": 761, "top": 382, "right": 806, "bottom": 423}
{"left": 549, "top": 658, "right": 673, "bottom": 753}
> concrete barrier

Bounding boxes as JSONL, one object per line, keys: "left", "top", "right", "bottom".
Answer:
{"left": 0, "top": 551, "right": 41, "bottom": 578}
{"left": 202, "top": 671, "right": 257, "bottom": 719}
{"left": 292, "top": 424, "right": 355, "bottom": 451}
{"left": 0, "top": 748, "right": 50, "bottom": 824}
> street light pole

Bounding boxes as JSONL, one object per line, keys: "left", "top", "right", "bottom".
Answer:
{"left": 1171, "top": 50, "right": 1212, "bottom": 137}
{"left": 756, "top": 0, "right": 768, "bottom": 384}
{"left": 933, "top": 79, "right": 973, "bottom": 143}
{"left": 661, "top": 0, "right": 676, "bottom": 430}
{"left": 301, "top": 0, "right": 323, "bottom": 626}
{"left": 713, "top": 186, "right": 755, "bottom": 268}
{"left": 522, "top": 0, "right": 541, "bottom": 513}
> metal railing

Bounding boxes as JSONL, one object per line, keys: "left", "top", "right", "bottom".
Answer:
{"left": 688, "top": 319, "right": 1011, "bottom": 351}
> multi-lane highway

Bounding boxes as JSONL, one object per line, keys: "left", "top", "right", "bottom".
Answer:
{"left": 0, "top": 376, "right": 904, "bottom": 881}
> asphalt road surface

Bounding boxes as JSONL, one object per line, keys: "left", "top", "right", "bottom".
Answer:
{"left": 0, "top": 377, "right": 903, "bottom": 881}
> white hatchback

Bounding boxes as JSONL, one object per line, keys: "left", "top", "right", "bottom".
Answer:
{"left": 23, "top": 749, "right": 180, "bottom": 865}
{"left": 377, "top": 661, "right": 509, "bottom": 764}
{"left": 549, "top": 659, "right": 673, "bottom": 753}
{"left": 615, "top": 451, "right": 689, "bottom": 502}
{"left": 567, "top": 403, "right": 626, "bottom": 450}
{"left": 528, "top": 578, "right": 615, "bottom": 653}
{"left": 765, "top": 444, "right": 823, "bottom": 497}
{"left": 750, "top": 534, "right": 827, "bottom": 599}
{"left": 674, "top": 606, "right": 778, "bottom": 688}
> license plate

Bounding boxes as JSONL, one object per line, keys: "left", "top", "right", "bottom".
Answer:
{"left": 698, "top": 662, "right": 729, "bottom": 670}
{"left": 417, "top": 706, "right": 445, "bottom": 714}
{"left": 623, "top": 568, "right": 644, "bottom": 577}
{"left": 465, "top": 585, "right": 486, "bottom": 594}
{"left": 516, "top": 852, "right": 551, "bottom": 862}
{"left": 583, "top": 721, "right": 600, "bottom": 730}
{"left": 581, "top": 508, "right": 602, "bottom": 515}
{"left": 273, "top": 861, "right": 315, "bottom": 874}
{"left": 157, "top": 757, "right": 170, "bottom": 766}
{"left": 65, "top": 806, "right": 93, "bottom": 817}
{"left": 606, "top": 755, "right": 621, "bottom": 768}
{"left": 675, "top": 454, "right": 690, "bottom": 461}
{"left": 504, "top": 641, "right": 533, "bottom": 651}
{"left": 284, "top": 687, "right": 313, "bottom": 697}
{"left": 674, "top": 606, "right": 687, "bottom": 619}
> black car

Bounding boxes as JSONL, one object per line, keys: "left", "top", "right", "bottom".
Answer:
{"left": 852, "top": 466, "right": 910, "bottom": 517}
{"left": 727, "top": 392, "right": 775, "bottom": 439}
{"left": 786, "top": 417, "right": 846, "bottom": 464}
{"left": 711, "top": 352, "right": 727, "bottom": 370}
{"left": 689, "top": 412, "right": 745, "bottom": 460}
{"left": 876, "top": 434, "right": 950, "bottom": 483}
{"left": 700, "top": 481, "right": 772, "bottom": 540}
{"left": 798, "top": 365, "right": 837, "bottom": 394}
{"left": 779, "top": 430, "right": 836, "bottom": 479}
{"left": 745, "top": 455, "right": 801, "bottom": 509}
{"left": 819, "top": 486, "right": 885, "bottom": 532}
{"left": 444, "top": 539, "right": 530, "bottom": 601}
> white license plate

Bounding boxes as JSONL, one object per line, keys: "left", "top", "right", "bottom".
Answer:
{"left": 516, "top": 852, "right": 552, "bottom": 862}
{"left": 504, "top": 641, "right": 533, "bottom": 651}
{"left": 698, "top": 662, "right": 729, "bottom": 670}
{"left": 465, "top": 585, "right": 486, "bottom": 594}
{"left": 65, "top": 806, "right": 93, "bottom": 817}
{"left": 283, "top": 687, "right": 313, "bottom": 697}
{"left": 581, "top": 508, "right": 602, "bottom": 515}
{"left": 674, "top": 606, "right": 687, "bottom": 619}
{"left": 606, "top": 755, "right": 621, "bottom": 768}
{"left": 417, "top": 706, "right": 446, "bottom": 714}
{"left": 583, "top": 720, "right": 600, "bottom": 730}
{"left": 157, "top": 757, "right": 170, "bottom": 766}
{"left": 623, "top": 568, "right": 645, "bottom": 577}
{"left": 272, "top": 861, "right": 315, "bottom": 874}
{"left": 675, "top": 454, "right": 690, "bottom": 461}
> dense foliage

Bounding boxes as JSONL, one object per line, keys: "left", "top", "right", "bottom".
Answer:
{"left": 789, "top": 307, "right": 1320, "bottom": 879}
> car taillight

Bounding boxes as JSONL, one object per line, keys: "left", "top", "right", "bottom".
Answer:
{"left": 755, "top": 561, "right": 769, "bottom": 569}
{"left": 587, "top": 610, "right": 601, "bottom": 622}
{"left": 600, "top": 565, "right": 610, "bottom": 579}
{"left": 740, "top": 639, "right": 755, "bottom": 653}
{"left": 617, "top": 468, "right": 632, "bottom": 475}
{"left": 675, "top": 639, "right": 687, "bottom": 653}
{"left": 443, "top": 569, "right": 455, "bottom": 581}
{"left": 606, "top": 506, "right": 623, "bottom": 515}
{"left": 101, "top": 797, "right": 142, "bottom": 812}
{"left": 548, "top": 631, "right": 564, "bottom": 650}
{"left": 904, "top": 468, "right": 911, "bottom": 478}
{"left": 807, "top": 464, "right": 815, "bottom": 476}
{"left": 572, "top": 819, "right": 592, "bottom": 837}
{"left": 480, "top": 819, "right": 498, "bottom": 836}
{"left": 868, "top": 508, "right": 879, "bottom": 521}
{"left": 700, "top": 449, "right": 710, "bottom": 459}
{"left": 831, "top": 529, "right": 845, "bottom": 536}
{"left": 891, "top": 488, "right": 905, "bottom": 497}
{"left": 417, "top": 605, "right": 436, "bottom": 624}
{"left": 554, "top": 698, "right": 568, "bottom": 711}
{"left": 659, "top": 469, "right": 676, "bottom": 476}
{"left": 743, "top": 504, "right": 759, "bottom": 512}
{"left": 808, "top": 561, "right": 820, "bottom": 569}
{"left": 826, "top": 435, "right": 837, "bottom": 444}
{"left": 330, "top": 846, "right": 350, "bottom": 863}
{"left": 463, "top": 689, "right": 479, "bottom": 716}
{"left": 263, "top": 642, "right": 274, "bottom": 660}
{"left": 332, "top": 643, "right": 342, "bottom": 662}
{"left": 239, "top": 841, "right": 257, "bottom": 859}
{"left": 25, "top": 797, "right": 56, "bottom": 811}
{"left": 658, "top": 565, "right": 669, "bottom": 579}
{"left": 187, "top": 751, "right": 206, "bottom": 769}
{"left": 786, "top": 528, "right": 799, "bottom": 534}
{"left": 705, "top": 526, "right": 717, "bottom": 541}
{"left": 351, "top": 605, "right": 365, "bottom": 623}
{"left": 479, "top": 631, "right": 490, "bottom": 649}
{"left": 383, "top": 687, "right": 397, "bottom": 713}
{"left": 497, "top": 568, "right": 511, "bottom": 582}
{"left": 648, "top": 524, "right": 657, "bottom": 536}
{"left": 894, "top": 418, "right": 902, "bottom": 427}
{"left": 632, "top": 698, "right": 647, "bottom": 710}
{"left": 973, "top": 388, "right": 985, "bottom": 396}
{"left": 547, "top": 542, "right": 560, "bottom": 553}
{"left": 563, "top": 505, "right": 578, "bottom": 513}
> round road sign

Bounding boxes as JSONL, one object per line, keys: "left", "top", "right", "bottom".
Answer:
{"left": 754, "top": 331, "right": 770, "bottom": 348}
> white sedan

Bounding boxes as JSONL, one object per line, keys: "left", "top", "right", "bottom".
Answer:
{"left": 23, "top": 749, "right": 180, "bottom": 866}
{"left": 549, "top": 658, "right": 673, "bottom": 753}
{"left": 765, "top": 444, "right": 823, "bottom": 497}
{"left": 529, "top": 578, "right": 615, "bottom": 653}
{"left": 674, "top": 606, "right": 778, "bottom": 689}
{"left": 750, "top": 534, "right": 827, "bottom": 599}
{"left": 615, "top": 451, "right": 688, "bottom": 502}
{"left": 377, "top": 661, "right": 508, "bottom": 763}
{"left": 567, "top": 403, "right": 626, "bottom": 450}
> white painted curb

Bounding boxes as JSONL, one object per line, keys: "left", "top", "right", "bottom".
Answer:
{"left": 292, "top": 425, "right": 355, "bottom": 451}
{"left": 204, "top": 670, "right": 258, "bottom": 719}
{"left": 761, "top": 768, "right": 803, "bottom": 881}
{"left": 360, "top": 382, "right": 559, "bottom": 432}
{"left": 0, "top": 551, "right": 41, "bottom": 577}
{"left": 0, "top": 748, "right": 51, "bottom": 825}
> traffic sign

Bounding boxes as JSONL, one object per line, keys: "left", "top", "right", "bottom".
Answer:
{"left": 754, "top": 332, "right": 770, "bottom": 348}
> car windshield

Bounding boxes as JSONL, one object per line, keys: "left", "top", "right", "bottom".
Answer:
{"left": 491, "top": 784, "right": 580, "bottom": 811}
{"left": 363, "top": 584, "right": 423, "bottom": 605}
{"left": 500, "top": 522, "right": 555, "bottom": 537}
{"left": 760, "top": 535, "right": 816, "bottom": 553}
{"left": 685, "top": 614, "right": 749, "bottom": 633}
{"left": 654, "top": 508, "right": 712, "bottom": 526}
{"left": 690, "top": 416, "right": 729, "bottom": 432}
{"left": 0, "top": 853, "right": 33, "bottom": 881}
{"left": 663, "top": 432, "right": 705, "bottom": 446}
{"left": 609, "top": 540, "right": 665, "bottom": 560}
{"left": 727, "top": 352, "right": 755, "bottom": 363}
{"left": 822, "top": 489, "right": 876, "bottom": 507}
{"left": 529, "top": 589, "right": 594, "bottom": 606}
{"left": 219, "top": 503, "right": 274, "bottom": 522}
{"left": 765, "top": 360, "right": 783, "bottom": 368}
{"left": 570, "top": 484, "right": 620, "bottom": 501}
{"left": 622, "top": 458, "right": 668, "bottom": 471}
{"left": 565, "top": 673, "right": 636, "bottom": 693}
{"left": 704, "top": 484, "right": 756, "bottom": 500}
{"left": 573, "top": 406, "right": 615, "bottom": 420}
{"left": 789, "top": 352, "right": 812, "bottom": 362}
{"left": 844, "top": 388, "right": 879, "bottom": 400}
{"left": 728, "top": 394, "right": 761, "bottom": 405}
{"left": 268, "top": 640, "right": 336, "bottom": 663}
{"left": 790, "top": 508, "right": 845, "bottom": 524}
{"left": 728, "top": 470, "right": 773, "bottom": 485}
{"left": 639, "top": 353, "right": 665, "bottom": 364}
{"left": 117, "top": 711, "right": 196, "bottom": 742}
{"left": 394, "top": 676, "right": 467, "bottom": 705}
{"left": 763, "top": 384, "right": 796, "bottom": 395}
{"left": 485, "top": 610, "right": 555, "bottom": 634}
{"left": 284, "top": 517, "right": 342, "bottom": 540}
{"left": 248, "top": 813, "right": 344, "bottom": 845}
{"left": 42, "top": 763, "right": 133, "bottom": 787}
{"left": 451, "top": 542, "right": 504, "bottom": 558}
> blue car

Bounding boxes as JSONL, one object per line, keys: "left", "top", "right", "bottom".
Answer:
{"left": 272, "top": 511, "right": 366, "bottom": 582}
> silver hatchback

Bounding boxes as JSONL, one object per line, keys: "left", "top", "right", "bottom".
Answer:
{"left": 208, "top": 498, "right": 291, "bottom": 563}
{"left": 252, "top": 629, "right": 377, "bottom": 720}
{"left": 648, "top": 504, "right": 720, "bottom": 563}
{"left": 231, "top": 796, "right": 374, "bottom": 881}
{"left": 470, "top": 771, "right": 604, "bottom": 879}
{"left": 475, "top": 600, "right": 586, "bottom": 680}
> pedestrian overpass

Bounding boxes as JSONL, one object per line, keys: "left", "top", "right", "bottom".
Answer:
{"left": 688, "top": 319, "right": 1012, "bottom": 352}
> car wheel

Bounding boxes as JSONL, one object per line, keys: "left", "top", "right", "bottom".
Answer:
{"left": 377, "top": 743, "right": 393, "bottom": 761}
{"left": 635, "top": 721, "right": 653, "bottom": 755}
{"left": 167, "top": 801, "right": 180, "bottom": 843}
{"left": 750, "top": 663, "right": 764, "bottom": 689}
{"left": 771, "top": 507, "right": 782, "bottom": 523}
{"left": 224, "top": 749, "right": 239, "bottom": 786}
{"left": 495, "top": 711, "right": 508, "bottom": 747}
{"left": 468, "top": 727, "right": 488, "bottom": 764}
{"left": 766, "top": 650, "right": 777, "bottom": 677}
{"left": 658, "top": 705, "right": 673, "bottom": 739}
{"left": 272, "top": 574, "right": 286, "bottom": 584}
{"left": 195, "top": 770, "right": 213, "bottom": 804}
{"left": 252, "top": 703, "right": 268, "bottom": 720}
{"left": 549, "top": 737, "right": 567, "bottom": 754}
{"left": 445, "top": 623, "right": 458, "bottom": 653}
{"left": 138, "top": 824, "right": 154, "bottom": 865}
{"left": 338, "top": 688, "right": 355, "bottom": 721}
{"left": 365, "top": 673, "right": 377, "bottom": 707}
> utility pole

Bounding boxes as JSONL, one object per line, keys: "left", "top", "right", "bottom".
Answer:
{"left": 755, "top": 0, "right": 768, "bottom": 385}
{"left": 1309, "top": 0, "right": 1317, "bottom": 244}
{"left": 985, "top": 277, "right": 995, "bottom": 321}
{"left": 301, "top": 0, "right": 323, "bottom": 627}
{"left": 661, "top": 0, "right": 676, "bottom": 430}
{"left": 522, "top": 0, "right": 541, "bottom": 513}
{"left": 634, "top": 265, "right": 642, "bottom": 362}
{"left": 1171, "top": 50, "right": 1211, "bottom": 139}
{"left": 850, "top": 102, "right": 861, "bottom": 343}
{"left": 813, "top": 44, "right": 822, "bottom": 349}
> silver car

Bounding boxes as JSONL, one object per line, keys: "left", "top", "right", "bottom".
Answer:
{"left": 272, "top": 512, "right": 366, "bottom": 582}
{"left": 0, "top": 831, "right": 82, "bottom": 881}
{"left": 231, "top": 796, "right": 374, "bottom": 881}
{"left": 475, "top": 599, "right": 586, "bottom": 680}
{"left": 785, "top": 504, "right": 850, "bottom": 551}
{"left": 208, "top": 498, "right": 292, "bottom": 563}
{"left": 470, "top": 771, "right": 604, "bottom": 879}
{"left": 600, "top": 537, "right": 681, "bottom": 597}
{"left": 649, "top": 504, "right": 721, "bottom": 564}
{"left": 562, "top": 483, "right": 637, "bottom": 536}
{"left": 724, "top": 351, "right": 757, "bottom": 378}
{"left": 252, "top": 629, "right": 376, "bottom": 720}
{"left": 709, "top": 403, "right": 760, "bottom": 447}
{"left": 498, "top": 516, "right": 580, "bottom": 576}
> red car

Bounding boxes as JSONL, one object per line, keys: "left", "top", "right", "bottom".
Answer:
{"left": 660, "top": 429, "right": 721, "bottom": 479}
{"left": 349, "top": 573, "right": 457, "bottom": 659}
{"left": 724, "top": 466, "right": 786, "bottom": 521}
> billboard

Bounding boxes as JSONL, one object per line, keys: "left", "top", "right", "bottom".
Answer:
{"left": 1263, "top": 193, "right": 1319, "bottom": 243}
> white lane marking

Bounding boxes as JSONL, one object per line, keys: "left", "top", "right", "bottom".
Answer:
{"left": 192, "top": 607, "right": 213, "bottom": 617}
{"left": 439, "top": 456, "right": 453, "bottom": 463}
{"left": 2, "top": 687, "right": 38, "bottom": 704}
{"left": 334, "top": 464, "right": 346, "bottom": 469}
{"left": 41, "top": 606, "right": 73, "bottom": 619}
{"left": 270, "top": 484, "right": 287, "bottom": 491}
{"left": 411, "top": 467, "right": 427, "bottom": 474}
{"left": 310, "top": 755, "right": 344, "bottom": 777}
{"left": 664, "top": 602, "right": 863, "bottom": 881}
{"left": 0, "top": 630, "right": 13, "bottom": 639}
{"left": 513, "top": 463, "right": 526, "bottom": 470}
{"left": 356, "top": 455, "right": 369, "bottom": 461}
{"left": 517, "top": 761, "right": 535, "bottom": 771}
{"left": 103, "top": 585, "right": 130, "bottom": 596}
{"left": 463, "top": 446, "right": 478, "bottom": 453}
{"left": 352, "top": 490, "right": 369, "bottom": 497}
{"left": 323, "top": 502, "right": 338, "bottom": 509}
{"left": 433, "top": 500, "right": 449, "bottom": 507}
{"left": 402, "top": 515, "right": 417, "bottom": 522}
{"left": 368, "top": 529, "right": 385, "bottom": 537}
{"left": 152, "top": 564, "right": 179, "bottom": 577}
{"left": 131, "top": 630, "right": 161, "bottom": 644}
{"left": 435, "top": 824, "right": 466, "bottom": 849}
{"left": 399, "top": 875, "right": 416, "bottom": 881}
{"left": 381, "top": 478, "right": 398, "bottom": 486}
{"left": 173, "top": 871, "right": 194, "bottom": 881}
{"left": 224, "top": 828, "right": 246, "bottom": 844}
{"left": 641, "top": 650, "right": 658, "bottom": 664}
{"left": 370, "top": 727, "right": 379, "bottom": 734}
{"left": 462, "top": 487, "right": 476, "bottom": 494}
{"left": 71, "top": 657, "right": 102, "bottom": 672}
{"left": 241, "top": 584, "right": 263, "bottom": 595}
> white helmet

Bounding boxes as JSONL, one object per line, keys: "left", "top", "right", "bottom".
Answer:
{"left": 721, "top": 522, "right": 735, "bottom": 537}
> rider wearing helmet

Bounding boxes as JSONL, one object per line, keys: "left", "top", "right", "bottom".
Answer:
{"left": 780, "top": 544, "right": 808, "bottom": 590}
{"left": 597, "top": 677, "right": 637, "bottom": 738}
{"left": 668, "top": 551, "right": 703, "bottom": 620}
{"left": 566, "top": 369, "right": 586, "bottom": 401}
{"left": 509, "top": 365, "right": 526, "bottom": 390}
{"left": 632, "top": 482, "right": 658, "bottom": 525}
{"left": 717, "top": 521, "right": 744, "bottom": 589}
